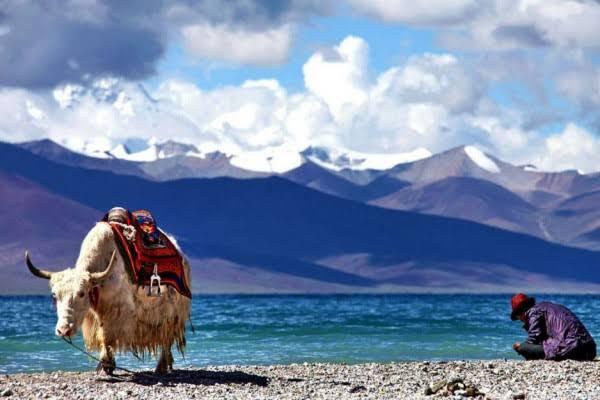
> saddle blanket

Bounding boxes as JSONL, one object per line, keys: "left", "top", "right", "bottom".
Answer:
{"left": 102, "top": 208, "right": 192, "bottom": 298}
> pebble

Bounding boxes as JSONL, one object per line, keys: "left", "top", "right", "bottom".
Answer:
{"left": 2, "top": 360, "right": 599, "bottom": 399}
{"left": 349, "top": 385, "right": 366, "bottom": 393}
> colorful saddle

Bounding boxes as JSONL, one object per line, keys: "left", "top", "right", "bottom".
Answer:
{"left": 102, "top": 208, "right": 192, "bottom": 298}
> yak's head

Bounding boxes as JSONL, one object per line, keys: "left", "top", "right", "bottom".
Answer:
{"left": 25, "top": 250, "right": 116, "bottom": 337}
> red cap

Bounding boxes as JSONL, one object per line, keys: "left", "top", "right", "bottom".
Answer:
{"left": 510, "top": 293, "right": 535, "bottom": 320}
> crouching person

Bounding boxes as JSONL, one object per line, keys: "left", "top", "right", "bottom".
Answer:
{"left": 510, "top": 293, "right": 596, "bottom": 361}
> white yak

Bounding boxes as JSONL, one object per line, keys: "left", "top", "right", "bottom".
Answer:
{"left": 26, "top": 222, "right": 191, "bottom": 374}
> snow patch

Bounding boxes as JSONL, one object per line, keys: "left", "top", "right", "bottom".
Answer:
{"left": 109, "top": 140, "right": 206, "bottom": 162}
{"left": 113, "top": 145, "right": 159, "bottom": 162}
{"left": 109, "top": 144, "right": 130, "bottom": 159}
{"left": 113, "top": 92, "right": 135, "bottom": 117}
{"left": 231, "top": 148, "right": 304, "bottom": 173}
{"left": 60, "top": 137, "right": 113, "bottom": 159}
{"left": 521, "top": 164, "right": 586, "bottom": 175}
{"left": 109, "top": 144, "right": 161, "bottom": 162}
{"left": 464, "top": 145, "right": 500, "bottom": 173}
{"left": 304, "top": 146, "right": 432, "bottom": 171}
{"left": 185, "top": 151, "right": 206, "bottom": 159}
{"left": 522, "top": 165, "right": 538, "bottom": 172}
{"left": 52, "top": 84, "right": 84, "bottom": 109}
{"left": 353, "top": 148, "right": 432, "bottom": 170}
{"left": 26, "top": 101, "right": 45, "bottom": 120}
{"left": 65, "top": 134, "right": 433, "bottom": 173}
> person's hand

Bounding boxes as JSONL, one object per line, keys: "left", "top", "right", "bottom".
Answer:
{"left": 513, "top": 342, "right": 521, "bottom": 351}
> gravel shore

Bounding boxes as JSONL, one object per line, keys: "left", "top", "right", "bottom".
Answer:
{"left": 2, "top": 360, "right": 598, "bottom": 399}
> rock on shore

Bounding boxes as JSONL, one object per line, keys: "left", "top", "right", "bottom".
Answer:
{"left": 1, "top": 360, "right": 599, "bottom": 399}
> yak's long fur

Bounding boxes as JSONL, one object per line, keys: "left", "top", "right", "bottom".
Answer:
{"left": 76, "top": 222, "right": 191, "bottom": 359}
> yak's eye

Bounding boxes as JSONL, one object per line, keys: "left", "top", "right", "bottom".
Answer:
{"left": 77, "top": 291, "right": 85, "bottom": 298}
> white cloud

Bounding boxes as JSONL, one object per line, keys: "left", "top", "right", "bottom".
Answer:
{"left": 0, "top": 0, "right": 331, "bottom": 88}
{"left": 347, "top": 0, "right": 479, "bottom": 25}
{"left": 0, "top": 79, "right": 205, "bottom": 152}
{"left": 536, "top": 124, "right": 600, "bottom": 173}
{"left": 373, "top": 53, "right": 483, "bottom": 113}
{"left": 0, "top": 88, "right": 53, "bottom": 141}
{"left": 0, "top": 35, "right": 598, "bottom": 173}
{"left": 452, "top": 0, "right": 600, "bottom": 51}
{"left": 349, "top": 0, "right": 600, "bottom": 51}
{"left": 299, "top": 38, "right": 487, "bottom": 154}
{"left": 469, "top": 114, "right": 530, "bottom": 152}
{"left": 181, "top": 23, "right": 293, "bottom": 66}
{"left": 526, "top": 0, "right": 600, "bottom": 49}
{"left": 557, "top": 61, "right": 600, "bottom": 111}
{"left": 284, "top": 93, "right": 337, "bottom": 149}
{"left": 154, "top": 78, "right": 290, "bottom": 152}
{"left": 303, "top": 36, "right": 370, "bottom": 124}
{"left": 62, "top": 0, "right": 109, "bottom": 24}
{"left": 53, "top": 84, "right": 85, "bottom": 109}
{"left": 471, "top": 116, "right": 600, "bottom": 174}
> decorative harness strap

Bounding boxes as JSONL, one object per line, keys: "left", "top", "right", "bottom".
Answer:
{"left": 101, "top": 208, "right": 192, "bottom": 299}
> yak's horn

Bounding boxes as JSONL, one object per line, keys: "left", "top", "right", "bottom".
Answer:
{"left": 25, "top": 251, "right": 53, "bottom": 280}
{"left": 90, "top": 250, "right": 117, "bottom": 283}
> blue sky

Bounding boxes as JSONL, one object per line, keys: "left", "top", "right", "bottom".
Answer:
{"left": 151, "top": 13, "right": 439, "bottom": 93}
{"left": 0, "top": 0, "right": 599, "bottom": 172}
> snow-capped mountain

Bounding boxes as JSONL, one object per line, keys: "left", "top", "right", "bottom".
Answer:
{"left": 108, "top": 140, "right": 202, "bottom": 162}
{"left": 3, "top": 139, "right": 600, "bottom": 295}
{"left": 301, "top": 146, "right": 432, "bottom": 171}
{"left": 13, "top": 138, "right": 600, "bottom": 251}
{"left": 463, "top": 145, "right": 500, "bottom": 173}
{"left": 23, "top": 137, "right": 596, "bottom": 182}
{"left": 53, "top": 77, "right": 157, "bottom": 113}
{"left": 229, "top": 147, "right": 304, "bottom": 174}
{"left": 59, "top": 136, "right": 435, "bottom": 173}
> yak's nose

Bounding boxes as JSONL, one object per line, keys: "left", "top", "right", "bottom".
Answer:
{"left": 56, "top": 323, "right": 74, "bottom": 337}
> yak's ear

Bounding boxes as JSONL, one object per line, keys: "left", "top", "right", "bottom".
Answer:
{"left": 90, "top": 250, "right": 117, "bottom": 284}
{"left": 25, "top": 251, "right": 53, "bottom": 280}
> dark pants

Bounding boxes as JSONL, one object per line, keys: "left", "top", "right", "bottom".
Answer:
{"left": 516, "top": 341, "right": 597, "bottom": 361}
{"left": 558, "top": 341, "right": 596, "bottom": 361}
{"left": 516, "top": 342, "right": 544, "bottom": 360}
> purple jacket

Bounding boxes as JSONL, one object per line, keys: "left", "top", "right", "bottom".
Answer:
{"left": 524, "top": 302, "right": 595, "bottom": 360}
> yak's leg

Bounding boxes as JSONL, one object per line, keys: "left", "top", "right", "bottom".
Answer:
{"left": 155, "top": 344, "right": 174, "bottom": 374}
{"left": 95, "top": 324, "right": 116, "bottom": 375}
{"left": 96, "top": 344, "right": 116, "bottom": 375}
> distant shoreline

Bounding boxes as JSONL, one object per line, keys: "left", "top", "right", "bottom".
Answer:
{"left": 5, "top": 291, "right": 600, "bottom": 297}
{"left": 2, "top": 360, "right": 599, "bottom": 399}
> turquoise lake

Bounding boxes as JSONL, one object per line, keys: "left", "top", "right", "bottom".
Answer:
{"left": 2, "top": 294, "right": 600, "bottom": 374}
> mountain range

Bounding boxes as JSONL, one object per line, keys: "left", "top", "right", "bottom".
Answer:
{"left": 18, "top": 139, "right": 600, "bottom": 250}
{"left": 2, "top": 138, "right": 599, "bottom": 294}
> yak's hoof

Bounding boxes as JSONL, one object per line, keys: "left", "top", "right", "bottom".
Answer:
{"left": 154, "top": 364, "right": 173, "bottom": 375}
{"left": 96, "top": 360, "right": 116, "bottom": 375}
